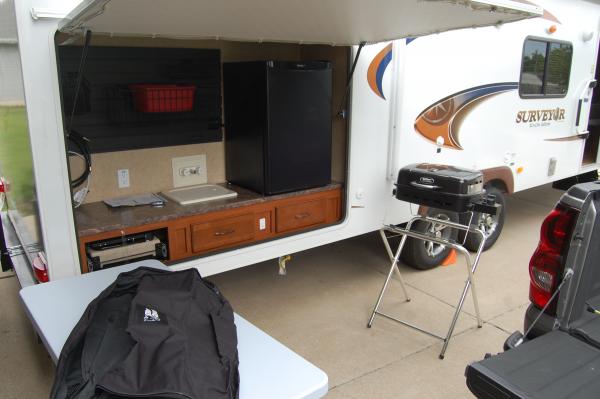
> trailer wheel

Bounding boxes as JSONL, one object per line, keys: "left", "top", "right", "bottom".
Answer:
{"left": 401, "top": 209, "right": 458, "bottom": 270}
{"left": 462, "top": 186, "right": 506, "bottom": 252}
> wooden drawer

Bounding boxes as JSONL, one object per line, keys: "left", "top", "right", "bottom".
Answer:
{"left": 276, "top": 199, "right": 327, "bottom": 233}
{"left": 191, "top": 213, "right": 255, "bottom": 253}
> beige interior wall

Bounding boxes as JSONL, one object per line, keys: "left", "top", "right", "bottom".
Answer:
{"left": 64, "top": 35, "right": 348, "bottom": 203}
{"left": 70, "top": 142, "right": 225, "bottom": 203}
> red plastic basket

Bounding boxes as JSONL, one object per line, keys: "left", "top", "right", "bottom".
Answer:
{"left": 129, "top": 84, "right": 196, "bottom": 113}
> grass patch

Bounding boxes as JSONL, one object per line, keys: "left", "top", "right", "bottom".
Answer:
{"left": 0, "top": 106, "right": 35, "bottom": 215}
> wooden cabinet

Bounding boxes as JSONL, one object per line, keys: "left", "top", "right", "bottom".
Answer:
{"left": 276, "top": 199, "right": 327, "bottom": 233}
{"left": 191, "top": 213, "right": 255, "bottom": 253}
{"left": 78, "top": 186, "right": 342, "bottom": 272}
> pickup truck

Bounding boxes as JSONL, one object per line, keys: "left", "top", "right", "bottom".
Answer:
{"left": 465, "top": 181, "right": 600, "bottom": 398}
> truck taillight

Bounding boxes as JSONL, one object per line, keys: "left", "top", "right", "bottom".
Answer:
{"left": 528, "top": 203, "right": 579, "bottom": 315}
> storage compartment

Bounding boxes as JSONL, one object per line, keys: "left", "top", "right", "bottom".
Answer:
{"left": 64, "top": 37, "right": 349, "bottom": 271}
{"left": 85, "top": 228, "right": 168, "bottom": 271}
{"left": 276, "top": 199, "right": 327, "bottom": 233}
{"left": 191, "top": 213, "right": 255, "bottom": 253}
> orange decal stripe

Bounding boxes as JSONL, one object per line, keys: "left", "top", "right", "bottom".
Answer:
{"left": 367, "top": 44, "right": 392, "bottom": 99}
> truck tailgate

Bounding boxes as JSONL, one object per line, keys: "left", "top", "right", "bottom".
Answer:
{"left": 466, "top": 330, "right": 600, "bottom": 399}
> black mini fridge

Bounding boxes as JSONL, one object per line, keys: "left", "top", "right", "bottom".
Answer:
{"left": 223, "top": 61, "right": 332, "bottom": 195}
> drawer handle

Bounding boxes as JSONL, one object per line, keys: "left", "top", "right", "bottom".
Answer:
{"left": 295, "top": 212, "right": 311, "bottom": 219}
{"left": 214, "top": 229, "right": 235, "bottom": 236}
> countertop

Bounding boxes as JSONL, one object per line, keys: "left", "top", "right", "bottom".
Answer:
{"left": 75, "top": 183, "right": 342, "bottom": 237}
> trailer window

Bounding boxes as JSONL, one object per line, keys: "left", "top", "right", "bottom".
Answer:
{"left": 519, "top": 38, "right": 572, "bottom": 98}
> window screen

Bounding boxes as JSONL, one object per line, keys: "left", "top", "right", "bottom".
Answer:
{"left": 519, "top": 38, "right": 572, "bottom": 98}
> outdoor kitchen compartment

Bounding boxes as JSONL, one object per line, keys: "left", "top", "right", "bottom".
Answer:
{"left": 223, "top": 61, "right": 332, "bottom": 195}
{"left": 395, "top": 163, "right": 484, "bottom": 213}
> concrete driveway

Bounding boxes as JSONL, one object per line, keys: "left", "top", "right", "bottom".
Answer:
{"left": 0, "top": 185, "right": 562, "bottom": 398}
{"left": 211, "top": 184, "right": 562, "bottom": 398}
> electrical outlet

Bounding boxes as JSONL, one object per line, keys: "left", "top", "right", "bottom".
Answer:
{"left": 172, "top": 155, "right": 207, "bottom": 187}
{"left": 117, "top": 169, "right": 130, "bottom": 188}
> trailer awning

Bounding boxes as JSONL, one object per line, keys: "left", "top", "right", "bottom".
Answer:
{"left": 59, "top": 0, "right": 542, "bottom": 45}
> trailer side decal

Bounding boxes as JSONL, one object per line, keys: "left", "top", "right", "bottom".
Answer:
{"left": 414, "top": 82, "right": 518, "bottom": 150}
{"left": 367, "top": 44, "right": 393, "bottom": 100}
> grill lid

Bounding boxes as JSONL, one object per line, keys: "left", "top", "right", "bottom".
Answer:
{"left": 394, "top": 163, "right": 485, "bottom": 212}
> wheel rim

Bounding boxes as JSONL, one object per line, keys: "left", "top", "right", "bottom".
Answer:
{"left": 422, "top": 213, "right": 450, "bottom": 258}
{"left": 477, "top": 212, "right": 499, "bottom": 238}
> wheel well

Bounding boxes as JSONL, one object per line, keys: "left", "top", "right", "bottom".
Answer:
{"left": 486, "top": 179, "right": 508, "bottom": 194}
{"left": 481, "top": 166, "right": 514, "bottom": 194}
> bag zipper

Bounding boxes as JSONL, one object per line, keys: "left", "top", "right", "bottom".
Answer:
{"left": 96, "top": 384, "right": 193, "bottom": 399}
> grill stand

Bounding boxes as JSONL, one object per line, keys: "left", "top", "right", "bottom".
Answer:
{"left": 367, "top": 215, "right": 487, "bottom": 359}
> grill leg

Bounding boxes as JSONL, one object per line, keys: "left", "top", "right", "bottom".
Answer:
{"left": 370, "top": 219, "right": 487, "bottom": 359}
{"left": 368, "top": 222, "right": 414, "bottom": 328}
{"left": 439, "top": 277, "right": 472, "bottom": 359}
{"left": 380, "top": 228, "right": 395, "bottom": 263}
{"left": 469, "top": 233, "right": 488, "bottom": 328}
{"left": 439, "top": 244, "right": 484, "bottom": 359}
{"left": 468, "top": 261, "right": 483, "bottom": 328}
{"left": 379, "top": 229, "right": 410, "bottom": 302}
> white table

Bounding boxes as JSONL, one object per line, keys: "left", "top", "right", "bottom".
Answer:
{"left": 19, "top": 260, "right": 328, "bottom": 399}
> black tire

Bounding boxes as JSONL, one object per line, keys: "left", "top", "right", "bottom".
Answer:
{"left": 462, "top": 185, "right": 506, "bottom": 252}
{"left": 401, "top": 208, "right": 459, "bottom": 270}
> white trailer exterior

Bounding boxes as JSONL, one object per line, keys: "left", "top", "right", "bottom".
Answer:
{"left": 376, "top": 0, "right": 600, "bottom": 225}
{"left": 3, "top": 0, "right": 598, "bottom": 282}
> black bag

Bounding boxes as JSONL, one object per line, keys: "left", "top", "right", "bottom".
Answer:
{"left": 50, "top": 267, "right": 239, "bottom": 399}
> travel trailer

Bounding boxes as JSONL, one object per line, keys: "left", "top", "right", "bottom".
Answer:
{"left": 0, "top": 0, "right": 598, "bottom": 283}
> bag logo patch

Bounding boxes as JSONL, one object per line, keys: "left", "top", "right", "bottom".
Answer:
{"left": 144, "top": 308, "right": 161, "bottom": 322}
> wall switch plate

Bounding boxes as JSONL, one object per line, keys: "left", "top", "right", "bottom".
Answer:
{"left": 117, "top": 169, "right": 130, "bottom": 188}
{"left": 259, "top": 217, "right": 266, "bottom": 231}
{"left": 172, "top": 155, "right": 207, "bottom": 188}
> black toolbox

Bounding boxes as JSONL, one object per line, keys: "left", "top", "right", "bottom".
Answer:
{"left": 395, "top": 163, "right": 484, "bottom": 213}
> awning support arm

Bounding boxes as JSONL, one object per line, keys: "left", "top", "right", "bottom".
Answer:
{"left": 338, "top": 41, "right": 366, "bottom": 119}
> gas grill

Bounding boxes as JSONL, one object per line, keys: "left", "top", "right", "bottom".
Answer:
{"left": 394, "top": 163, "right": 498, "bottom": 215}
{"left": 367, "top": 163, "right": 501, "bottom": 359}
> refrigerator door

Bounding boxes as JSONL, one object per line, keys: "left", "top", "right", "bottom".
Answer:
{"left": 265, "top": 62, "right": 332, "bottom": 194}
{"left": 223, "top": 62, "right": 268, "bottom": 194}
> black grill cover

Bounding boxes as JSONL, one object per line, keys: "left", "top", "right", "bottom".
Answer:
{"left": 395, "top": 163, "right": 484, "bottom": 212}
{"left": 50, "top": 267, "right": 239, "bottom": 399}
